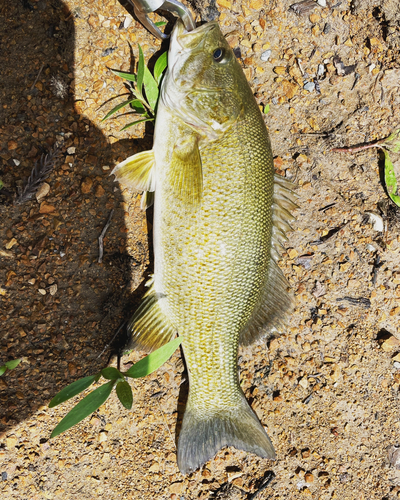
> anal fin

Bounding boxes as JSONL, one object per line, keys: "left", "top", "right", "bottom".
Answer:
{"left": 125, "top": 283, "right": 176, "bottom": 353}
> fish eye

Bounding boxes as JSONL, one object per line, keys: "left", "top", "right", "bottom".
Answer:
{"left": 213, "top": 48, "right": 224, "bottom": 62}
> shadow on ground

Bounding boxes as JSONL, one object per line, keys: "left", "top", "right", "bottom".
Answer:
{"left": 0, "top": 0, "right": 151, "bottom": 435}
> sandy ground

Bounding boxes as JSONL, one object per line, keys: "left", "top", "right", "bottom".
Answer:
{"left": 1, "top": 0, "right": 400, "bottom": 498}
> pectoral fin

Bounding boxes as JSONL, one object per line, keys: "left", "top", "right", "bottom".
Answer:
{"left": 171, "top": 134, "right": 203, "bottom": 206}
{"left": 112, "top": 149, "right": 156, "bottom": 193}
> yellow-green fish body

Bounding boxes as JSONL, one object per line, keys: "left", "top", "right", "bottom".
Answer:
{"left": 113, "top": 20, "right": 296, "bottom": 474}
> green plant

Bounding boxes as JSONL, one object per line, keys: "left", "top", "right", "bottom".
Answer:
{"left": 49, "top": 336, "right": 182, "bottom": 438}
{"left": 0, "top": 358, "right": 22, "bottom": 376}
{"left": 332, "top": 128, "right": 400, "bottom": 208}
{"left": 102, "top": 46, "right": 168, "bottom": 131}
{"left": 0, "top": 179, "right": 3, "bottom": 190}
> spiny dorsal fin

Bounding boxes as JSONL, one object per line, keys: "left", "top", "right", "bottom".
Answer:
{"left": 125, "top": 282, "right": 176, "bottom": 353}
{"left": 239, "top": 174, "right": 298, "bottom": 345}
{"left": 112, "top": 149, "right": 156, "bottom": 193}
{"left": 170, "top": 134, "right": 202, "bottom": 206}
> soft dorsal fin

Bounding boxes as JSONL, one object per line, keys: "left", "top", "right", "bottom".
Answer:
{"left": 112, "top": 150, "right": 155, "bottom": 209}
{"left": 125, "top": 280, "right": 176, "bottom": 353}
{"left": 170, "top": 134, "right": 202, "bottom": 206}
{"left": 239, "top": 174, "right": 298, "bottom": 345}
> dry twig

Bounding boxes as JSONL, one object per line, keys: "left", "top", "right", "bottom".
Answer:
{"left": 15, "top": 147, "right": 61, "bottom": 204}
{"left": 98, "top": 209, "right": 114, "bottom": 263}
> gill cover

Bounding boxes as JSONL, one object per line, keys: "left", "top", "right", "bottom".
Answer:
{"left": 163, "top": 21, "right": 245, "bottom": 137}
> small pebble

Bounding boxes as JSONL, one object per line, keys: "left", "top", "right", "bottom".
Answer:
{"left": 317, "top": 64, "right": 325, "bottom": 77}
{"left": 123, "top": 16, "right": 132, "bottom": 29}
{"left": 304, "top": 81, "right": 315, "bottom": 92}
{"left": 365, "top": 212, "right": 384, "bottom": 232}
{"left": 260, "top": 49, "right": 272, "bottom": 61}
{"left": 36, "top": 182, "right": 50, "bottom": 203}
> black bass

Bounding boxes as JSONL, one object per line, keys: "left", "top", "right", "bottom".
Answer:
{"left": 113, "top": 20, "right": 296, "bottom": 474}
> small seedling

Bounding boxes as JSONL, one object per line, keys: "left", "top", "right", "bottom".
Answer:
{"left": 332, "top": 129, "right": 400, "bottom": 208}
{"left": 0, "top": 358, "right": 22, "bottom": 376}
{"left": 102, "top": 46, "right": 168, "bottom": 130}
{"left": 49, "top": 336, "right": 182, "bottom": 438}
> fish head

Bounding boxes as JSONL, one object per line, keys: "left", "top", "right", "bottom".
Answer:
{"left": 163, "top": 21, "right": 247, "bottom": 138}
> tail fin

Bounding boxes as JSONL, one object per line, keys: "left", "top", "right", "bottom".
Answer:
{"left": 177, "top": 396, "right": 276, "bottom": 474}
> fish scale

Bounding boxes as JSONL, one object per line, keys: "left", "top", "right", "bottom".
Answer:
{"left": 112, "top": 19, "right": 297, "bottom": 474}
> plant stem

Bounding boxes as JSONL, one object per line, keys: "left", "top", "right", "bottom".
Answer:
{"left": 331, "top": 140, "right": 385, "bottom": 153}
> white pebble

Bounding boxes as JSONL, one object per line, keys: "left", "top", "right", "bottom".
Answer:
{"left": 365, "top": 212, "right": 384, "bottom": 232}
{"left": 304, "top": 82, "right": 315, "bottom": 92}
{"left": 260, "top": 49, "right": 272, "bottom": 62}
{"left": 123, "top": 16, "right": 133, "bottom": 29}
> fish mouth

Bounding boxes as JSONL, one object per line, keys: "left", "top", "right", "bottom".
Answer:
{"left": 167, "top": 20, "right": 220, "bottom": 90}
{"left": 176, "top": 20, "right": 219, "bottom": 48}
{"left": 169, "top": 20, "right": 219, "bottom": 60}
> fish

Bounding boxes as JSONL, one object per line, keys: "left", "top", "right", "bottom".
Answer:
{"left": 112, "top": 19, "right": 297, "bottom": 474}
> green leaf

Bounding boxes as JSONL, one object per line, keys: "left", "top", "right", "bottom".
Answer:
{"left": 116, "top": 381, "right": 133, "bottom": 409}
{"left": 154, "top": 21, "right": 167, "bottom": 27}
{"left": 263, "top": 103, "right": 270, "bottom": 114}
{"left": 5, "top": 359, "right": 22, "bottom": 370}
{"left": 137, "top": 45, "right": 145, "bottom": 95}
{"left": 0, "top": 179, "right": 3, "bottom": 190}
{"left": 50, "top": 381, "right": 115, "bottom": 438}
{"left": 125, "top": 336, "right": 182, "bottom": 378}
{"left": 111, "top": 69, "right": 136, "bottom": 82}
{"left": 154, "top": 52, "right": 168, "bottom": 85}
{"left": 0, "top": 358, "right": 22, "bottom": 376}
{"left": 49, "top": 375, "right": 98, "bottom": 408}
{"left": 120, "top": 117, "right": 154, "bottom": 131}
{"left": 384, "top": 149, "right": 400, "bottom": 207}
{"left": 102, "top": 99, "right": 145, "bottom": 122}
{"left": 383, "top": 129, "right": 400, "bottom": 153}
{"left": 101, "top": 367, "right": 122, "bottom": 380}
{"left": 130, "top": 100, "right": 146, "bottom": 114}
{"left": 143, "top": 66, "right": 159, "bottom": 111}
